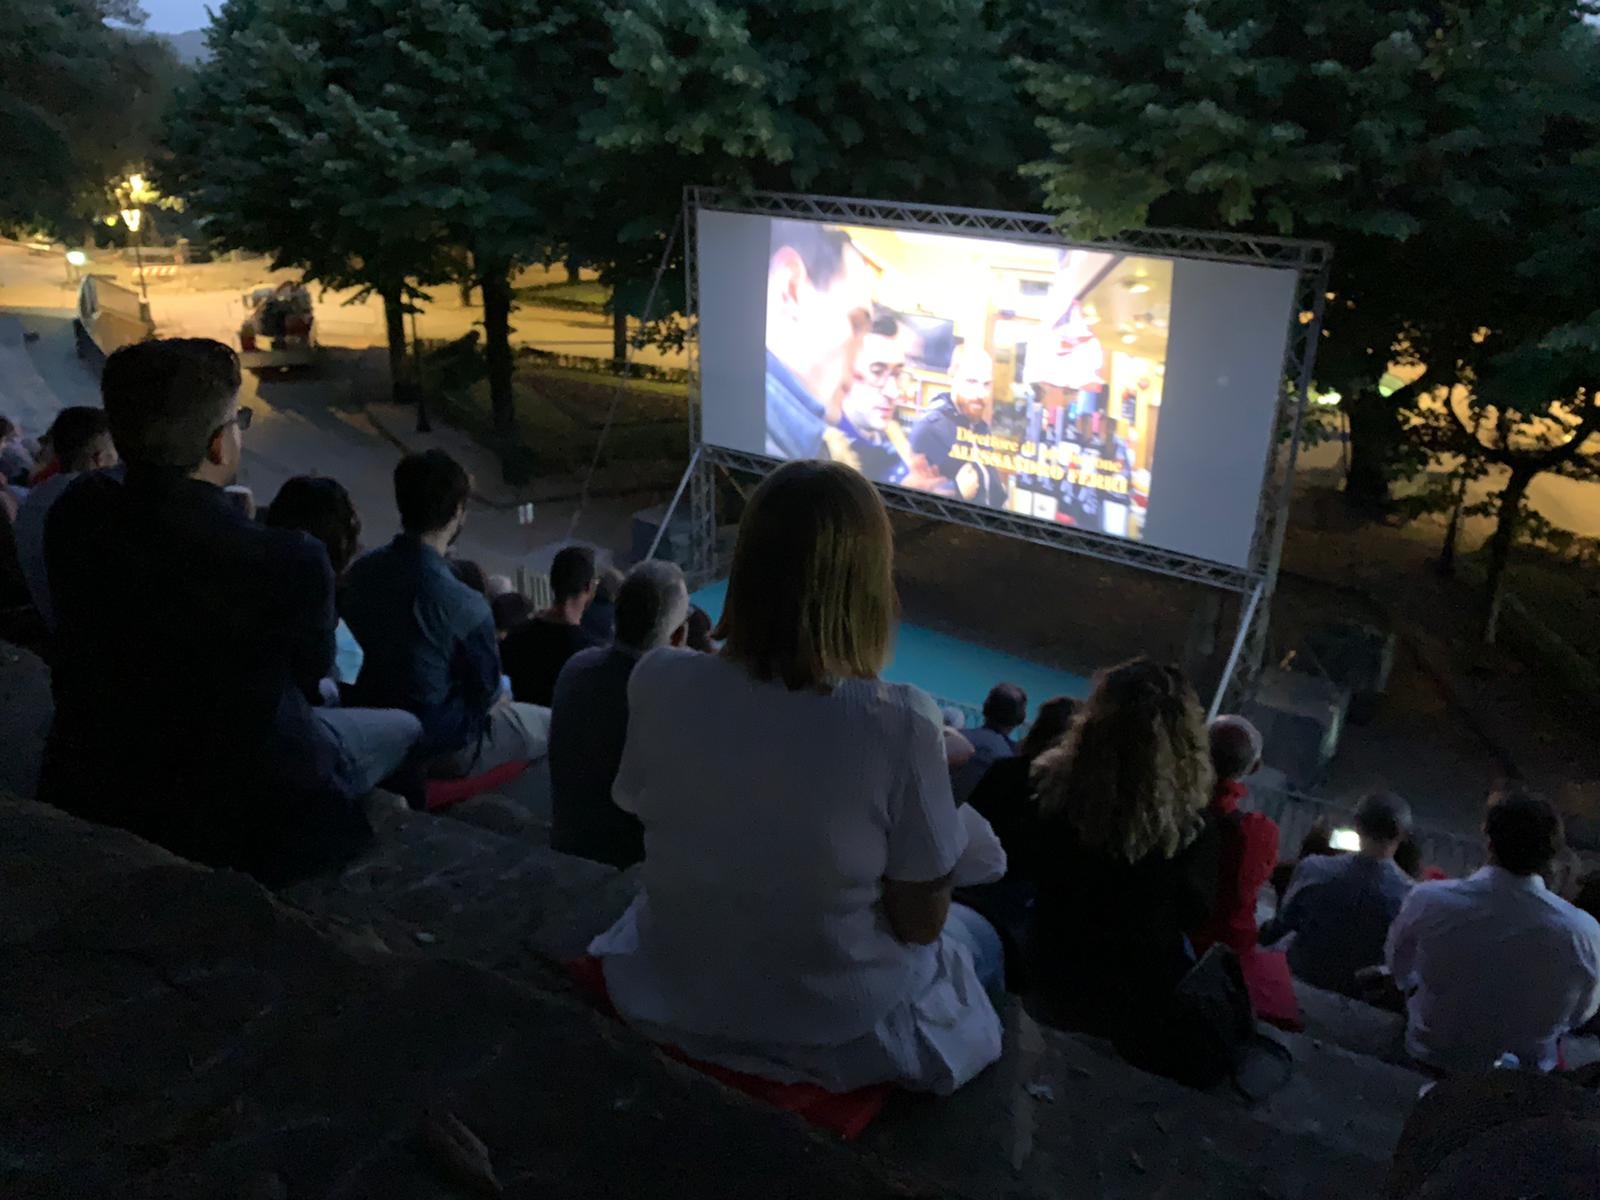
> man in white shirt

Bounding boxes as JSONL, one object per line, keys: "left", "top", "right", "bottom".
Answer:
{"left": 1386, "top": 789, "right": 1600, "bottom": 1073}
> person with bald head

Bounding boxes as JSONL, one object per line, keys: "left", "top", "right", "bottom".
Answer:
{"left": 907, "top": 345, "right": 1003, "bottom": 505}
{"left": 1188, "top": 715, "right": 1280, "bottom": 956}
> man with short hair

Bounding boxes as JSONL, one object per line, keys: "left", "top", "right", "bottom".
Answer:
{"left": 951, "top": 683, "right": 1027, "bottom": 805}
{"left": 548, "top": 559, "right": 690, "bottom": 867}
{"left": 14, "top": 406, "right": 119, "bottom": 628}
{"left": 909, "top": 345, "right": 1002, "bottom": 505}
{"left": 342, "top": 449, "right": 546, "bottom": 779}
{"left": 1387, "top": 789, "right": 1600, "bottom": 1073}
{"left": 1265, "top": 790, "right": 1414, "bottom": 995}
{"left": 502, "top": 544, "right": 602, "bottom": 706}
{"left": 41, "top": 338, "right": 422, "bottom": 883}
{"left": 764, "top": 221, "right": 875, "bottom": 460}
{"left": 1191, "top": 715, "right": 1280, "bottom": 954}
{"left": 825, "top": 309, "right": 947, "bottom": 493}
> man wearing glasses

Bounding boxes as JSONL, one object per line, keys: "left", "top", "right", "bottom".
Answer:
{"left": 825, "top": 310, "right": 947, "bottom": 492}
{"left": 39, "top": 338, "right": 421, "bottom": 884}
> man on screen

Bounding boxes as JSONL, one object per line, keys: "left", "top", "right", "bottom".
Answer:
{"left": 764, "top": 222, "right": 875, "bottom": 460}
{"left": 908, "top": 345, "right": 1002, "bottom": 506}
{"left": 824, "top": 310, "right": 945, "bottom": 491}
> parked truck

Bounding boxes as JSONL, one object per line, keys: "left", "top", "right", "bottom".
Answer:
{"left": 238, "top": 281, "right": 319, "bottom": 373}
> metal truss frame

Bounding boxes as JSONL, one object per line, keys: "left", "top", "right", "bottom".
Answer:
{"left": 665, "top": 188, "right": 1331, "bottom": 708}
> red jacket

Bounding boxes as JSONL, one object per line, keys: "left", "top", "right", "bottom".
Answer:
{"left": 1191, "top": 780, "right": 1280, "bottom": 955}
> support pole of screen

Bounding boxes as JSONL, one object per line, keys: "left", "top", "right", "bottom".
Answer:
{"left": 1208, "top": 577, "right": 1267, "bottom": 722}
{"left": 645, "top": 444, "right": 703, "bottom": 563}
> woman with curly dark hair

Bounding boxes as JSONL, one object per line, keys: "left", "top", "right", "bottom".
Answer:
{"left": 1025, "top": 658, "right": 1221, "bottom": 1059}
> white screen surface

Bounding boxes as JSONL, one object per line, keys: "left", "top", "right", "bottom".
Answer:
{"left": 697, "top": 208, "right": 1298, "bottom": 570}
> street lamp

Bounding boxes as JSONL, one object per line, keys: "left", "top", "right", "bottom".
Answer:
{"left": 119, "top": 205, "right": 148, "bottom": 303}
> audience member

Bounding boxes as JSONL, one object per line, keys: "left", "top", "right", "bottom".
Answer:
{"left": 965, "top": 695, "right": 1078, "bottom": 868}
{"left": 502, "top": 545, "right": 602, "bottom": 706}
{"left": 0, "top": 416, "right": 35, "bottom": 485}
{"left": 951, "top": 682, "right": 1027, "bottom": 805}
{"left": 40, "top": 339, "right": 421, "bottom": 883}
{"left": 449, "top": 557, "right": 490, "bottom": 597}
{"left": 1265, "top": 791, "right": 1414, "bottom": 996}
{"left": 1269, "top": 820, "right": 1337, "bottom": 907}
{"left": 491, "top": 590, "right": 533, "bottom": 639}
{"left": 1024, "top": 659, "right": 1220, "bottom": 1080}
{"left": 955, "top": 694, "right": 1078, "bottom": 990}
{"left": 14, "top": 406, "right": 118, "bottom": 628}
{"left": 589, "top": 461, "right": 1003, "bottom": 1095}
{"left": 581, "top": 564, "right": 624, "bottom": 642}
{"left": 685, "top": 604, "right": 714, "bottom": 652}
{"left": 1387, "top": 789, "right": 1600, "bottom": 1073}
{"left": 264, "top": 476, "right": 365, "bottom": 690}
{"left": 485, "top": 572, "right": 516, "bottom": 599}
{"left": 1190, "top": 715, "right": 1280, "bottom": 956}
{"left": 550, "top": 560, "right": 690, "bottom": 868}
{"left": 342, "top": 449, "right": 547, "bottom": 778}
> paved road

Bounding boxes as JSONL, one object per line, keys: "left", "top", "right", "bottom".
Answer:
{"left": 0, "top": 242, "right": 686, "bottom": 368}
{"left": 0, "top": 306, "right": 659, "bottom": 580}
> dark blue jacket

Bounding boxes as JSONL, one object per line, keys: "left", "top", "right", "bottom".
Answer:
{"left": 909, "top": 396, "right": 1001, "bottom": 505}
{"left": 765, "top": 350, "right": 829, "bottom": 461}
{"left": 341, "top": 534, "right": 501, "bottom": 756}
{"left": 548, "top": 645, "right": 644, "bottom": 868}
{"left": 41, "top": 467, "right": 366, "bottom": 883}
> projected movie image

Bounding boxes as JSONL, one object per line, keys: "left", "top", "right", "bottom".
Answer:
{"left": 764, "top": 220, "right": 1173, "bottom": 540}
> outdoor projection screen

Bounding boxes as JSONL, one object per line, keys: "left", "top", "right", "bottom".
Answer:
{"left": 696, "top": 207, "right": 1301, "bottom": 570}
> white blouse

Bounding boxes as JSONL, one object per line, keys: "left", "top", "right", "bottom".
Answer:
{"left": 589, "top": 649, "right": 1002, "bottom": 1094}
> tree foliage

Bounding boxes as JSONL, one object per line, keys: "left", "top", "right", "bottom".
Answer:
{"left": 0, "top": 0, "right": 181, "bottom": 237}
{"left": 166, "top": 0, "right": 611, "bottom": 427}
{"left": 567, "top": 0, "right": 1035, "bottom": 346}
{"left": 1021, "top": 0, "right": 1600, "bottom": 514}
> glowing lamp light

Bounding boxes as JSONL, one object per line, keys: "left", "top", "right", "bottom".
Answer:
{"left": 1126, "top": 281, "right": 1151, "bottom": 294}
{"left": 1119, "top": 332, "right": 1137, "bottom": 345}
{"left": 128, "top": 173, "right": 147, "bottom": 195}
{"left": 120, "top": 208, "right": 143, "bottom": 233}
{"left": 65, "top": 250, "right": 88, "bottom": 267}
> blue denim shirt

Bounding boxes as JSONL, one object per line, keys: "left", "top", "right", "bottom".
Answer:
{"left": 341, "top": 534, "right": 500, "bottom": 755}
{"left": 765, "top": 350, "right": 829, "bottom": 461}
{"left": 1277, "top": 852, "right": 1415, "bottom": 995}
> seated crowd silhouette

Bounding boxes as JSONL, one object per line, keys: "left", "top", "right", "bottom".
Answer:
{"left": 4, "top": 337, "right": 1599, "bottom": 1101}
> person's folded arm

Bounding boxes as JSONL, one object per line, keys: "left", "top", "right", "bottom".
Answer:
{"left": 287, "top": 541, "right": 338, "bottom": 699}
{"left": 882, "top": 690, "right": 968, "bottom": 947}
{"left": 454, "top": 612, "right": 501, "bottom": 716}
{"left": 1384, "top": 890, "right": 1423, "bottom": 991}
{"left": 949, "top": 804, "right": 1007, "bottom": 888}
{"left": 883, "top": 873, "right": 954, "bottom": 946}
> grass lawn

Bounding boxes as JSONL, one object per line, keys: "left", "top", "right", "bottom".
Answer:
{"left": 435, "top": 360, "right": 689, "bottom": 479}
{"left": 512, "top": 279, "right": 609, "bottom": 311}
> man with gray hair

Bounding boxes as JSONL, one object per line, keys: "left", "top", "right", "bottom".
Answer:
{"left": 548, "top": 559, "right": 690, "bottom": 867}
{"left": 1264, "top": 790, "right": 1415, "bottom": 996}
{"left": 1189, "top": 715, "right": 1280, "bottom": 955}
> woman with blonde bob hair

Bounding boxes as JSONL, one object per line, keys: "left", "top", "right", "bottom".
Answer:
{"left": 1024, "top": 658, "right": 1222, "bottom": 1055}
{"left": 590, "top": 460, "right": 1004, "bottom": 1096}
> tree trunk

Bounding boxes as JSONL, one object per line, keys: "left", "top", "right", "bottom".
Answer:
{"left": 1482, "top": 467, "right": 1533, "bottom": 645}
{"left": 380, "top": 283, "right": 408, "bottom": 403}
{"left": 1343, "top": 388, "right": 1397, "bottom": 515}
{"left": 566, "top": 257, "right": 581, "bottom": 285}
{"left": 479, "top": 262, "right": 516, "bottom": 440}
{"left": 1438, "top": 469, "right": 1470, "bottom": 577}
{"left": 612, "top": 304, "right": 627, "bottom": 373}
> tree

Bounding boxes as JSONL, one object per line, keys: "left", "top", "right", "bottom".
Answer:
{"left": 565, "top": 0, "right": 1035, "bottom": 358}
{"left": 1, "top": 0, "right": 181, "bottom": 237}
{"left": 165, "top": 0, "right": 454, "bottom": 400}
{"left": 1020, "top": 0, "right": 1600, "bottom": 514}
{"left": 169, "top": 0, "right": 613, "bottom": 434}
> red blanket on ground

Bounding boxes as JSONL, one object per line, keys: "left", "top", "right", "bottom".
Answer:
{"left": 565, "top": 955, "right": 892, "bottom": 1139}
